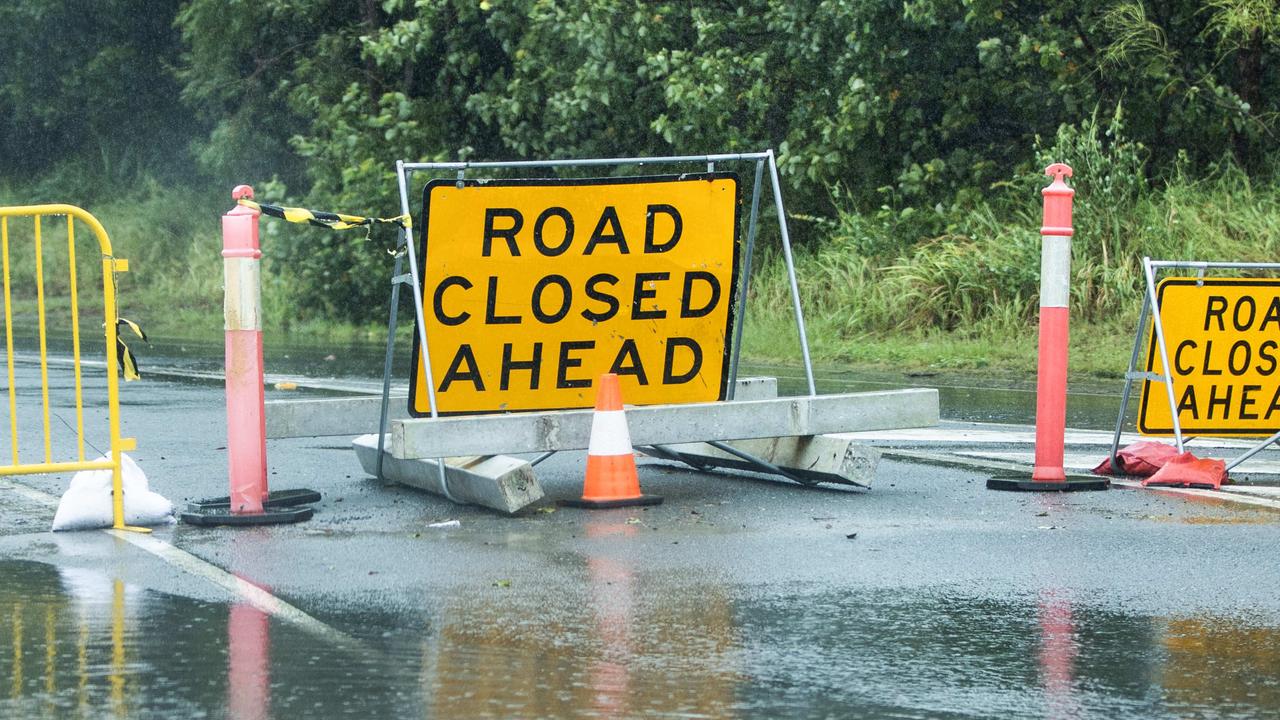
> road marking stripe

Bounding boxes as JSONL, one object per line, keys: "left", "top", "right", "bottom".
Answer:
{"left": 0, "top": 477, "right": 58, "bottom": 507}
{"left": 0, "top": 477, "right": 359, "bottom": 648}
{"left": 879, "top": 449, "right": 1280, "bottom": 511}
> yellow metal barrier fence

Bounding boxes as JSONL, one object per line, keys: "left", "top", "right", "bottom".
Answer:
{"left": 0, "top": 204, "right": 146, "bottom": 533}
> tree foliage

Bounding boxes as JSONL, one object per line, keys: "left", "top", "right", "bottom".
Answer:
{"left": 0, "top": 0, "right": 198, "bottom": 186}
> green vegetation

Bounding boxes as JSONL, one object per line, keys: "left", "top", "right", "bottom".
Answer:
{"left": 746, "top": 111, "right": 1280, "bottom": 376}
{"left": 2, "top": 1, "right": 1278, "bottom": 377}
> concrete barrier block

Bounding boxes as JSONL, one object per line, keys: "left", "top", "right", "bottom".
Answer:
{"left": 267, "top": 377, "right": 777, "bottom": 439}
{"left": 352, "top": 434, "right": 543, "bottom": 515}
{"left": 267, "top": 395, "right": 409, "bottom": 439}
{"left": 392, "top": 389, "right": 939, "bottom": 459}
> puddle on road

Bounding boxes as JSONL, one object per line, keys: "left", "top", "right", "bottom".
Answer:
{"left": 25, "top": 331, "right": 1135, "bottom": 431}
{"left": 3, "top": 558, "right": 1278, "bottom": 719}
{"left": 753, "top": 363, "right": 1135, "bottom": 430}
{"left": 0, "top": 560, "right": 423, "bottom": 719}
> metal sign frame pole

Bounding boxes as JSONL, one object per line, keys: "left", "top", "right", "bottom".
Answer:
{"left": 394, "top": 160, "right": 456, "bottom": 502}
{"left": 765, "top": 150, "right": 817, "bottom": 395}
{"left": 726, "top": 158, "right": 766, "bottom": 399}
{"left": 1108, "top": 291, "right": 1151, "bottom": 471}
{"left": 1225, "top": 429, "right": 1280, "bottom": 472}
{"left": 1143, "top": 257, "right": 1185, "bottom": 453}
{"left": 374, "top": 237, "right": 407, "bottom": 482}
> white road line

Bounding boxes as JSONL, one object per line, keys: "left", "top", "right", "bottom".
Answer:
{"left": 105, "top": 529, "right": 358, "bottom": 647}
{"left": 0, "top": 478, "right": 59, "bottom": 507}
{"left": 881, "top": 449, "right": 1280, "bottom": 511}
{"left": 1106, "top": 477, "right": 1280, "bottom": 511}
{"left": 0, "top": 477, "right": 359, "bottom": 648}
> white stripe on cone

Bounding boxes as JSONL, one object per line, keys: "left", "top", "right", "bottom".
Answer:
{"left": 587, "top": 410, "right": 634, "bottom": 457}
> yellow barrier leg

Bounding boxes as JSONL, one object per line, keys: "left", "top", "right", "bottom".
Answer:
{"left": 103, "top": 257, "right": 149, "bottom": 534}
{"left": 1, "top": 217, "right": 17, "bottom": 466}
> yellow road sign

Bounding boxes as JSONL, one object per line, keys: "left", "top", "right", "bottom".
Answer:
{"left": 1140, "top": 277, "right": 1280, "bottom": 435}
{"left": 411, "top": 174, "right": 740, "bottom": 415}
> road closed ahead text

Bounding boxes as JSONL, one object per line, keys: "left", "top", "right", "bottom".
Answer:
{"left": 412, "top": 174, "right": 739, "bottom": 414}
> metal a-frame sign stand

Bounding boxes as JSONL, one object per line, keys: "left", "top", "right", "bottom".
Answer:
{"left": 368, "top": 151, "right": 937, "bottom": 504}
{"left": 1108, "top": 257, "right": 1280, "bottom": 474}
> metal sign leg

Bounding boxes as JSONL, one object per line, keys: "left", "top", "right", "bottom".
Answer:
{"left": 1225, "top": 430, "right": 1280, "bottom": 472}
{"left": 1143, "top": 258, "right": 1185, "bottom": 452}
{"left": 727, "top": 159, "right": 765, "bottom": 399}
{"left": 1109, "top": 292, "right": 1151, "bottom": 472}
{"left": 766, "top": 151, "right": 816, "bottom": 396}
{"left": 375, "top": 246, "right": 407, "bottom": 483}
{"left": 396, "top": 162, "right": 459, "bottom": 504}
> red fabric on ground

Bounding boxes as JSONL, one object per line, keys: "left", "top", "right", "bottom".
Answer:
{"left": 1092, "top": 441, "right": 1180, "bottom": 477}
{"left": 1141, "top": 452, "right": 1226, "bottom": 490}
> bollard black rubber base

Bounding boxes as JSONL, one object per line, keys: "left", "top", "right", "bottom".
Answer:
{"left": 180, "top": 505, "right": 314, "bottom": 526}
{"left": 986, "top": 475, "right": 1110, "bottom": 492}
{"left": 186, "top": 488, "right": 321, "bottom": 512}
{"left": 559, "top": 495, "right": 664, "bottom": 509}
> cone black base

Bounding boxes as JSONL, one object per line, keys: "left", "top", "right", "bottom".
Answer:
{"left": 559, "top": 495, "right": 664, "bottom": 509}
{"left": 986, "top": 475, "right": 1109, "bottom": 492}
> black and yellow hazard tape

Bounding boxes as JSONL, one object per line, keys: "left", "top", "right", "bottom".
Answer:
{"left": 115, "top": 318, "right": 147, "bottom": 382}
{"left": 237, "top": 198, "right": 411, "bottom": 232}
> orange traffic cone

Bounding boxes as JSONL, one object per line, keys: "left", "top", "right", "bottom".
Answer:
{"left": 561, "top": 373, "right": 663, "bottom": 509}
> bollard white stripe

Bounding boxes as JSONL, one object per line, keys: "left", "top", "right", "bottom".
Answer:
{"left": 1039, "top": 235, "right": 1072, "bottom": 309}
{"left": 223, "top": 257, "right": 262, "bottom": 331}
{"left": 586, "top": 410, "right": 634, "bottom": 456}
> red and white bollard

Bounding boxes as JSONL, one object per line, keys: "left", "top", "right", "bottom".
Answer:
{"left": 988, "top": 164, "right": 1107, "bottom": 492}
{"left": 223, "top": 185, "right": 268, "bottom": 514}
{"left": 180, "top": 186, "right": 318, "bottom": 525}
{"left": 1033, "top": 164, "right": 1074, "bottom": 483}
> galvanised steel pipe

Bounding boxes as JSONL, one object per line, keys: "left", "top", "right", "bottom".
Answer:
{"left": 223, "top": 185, "right": 268, "bottom": 514}
{"left": 1032, "top": 164, "right": 1075, "bottom": 483}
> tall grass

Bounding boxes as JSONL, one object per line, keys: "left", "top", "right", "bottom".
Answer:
{"left": 6, "top": 114, "right": 1280, "bottom": 380}
{"left": 743, "top": 111, "right": 1280, "bottom": 376}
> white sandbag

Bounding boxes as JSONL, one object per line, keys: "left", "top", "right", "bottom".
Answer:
{"left": 52, "top": 453, "right": 175, "bottom": 531}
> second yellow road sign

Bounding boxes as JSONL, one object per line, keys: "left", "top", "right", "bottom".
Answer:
{"left": 411, "top": 174, "right": 740, "bottom": 415}
{"left": 1141, "top": 277, "right": 1280, "bottom": 435}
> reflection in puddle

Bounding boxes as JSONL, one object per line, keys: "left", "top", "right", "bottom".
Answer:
{"left": 3, "top": 563, "right": 150, "bottom": 719}
{"left": 1038, "top": 592, "right": 1080, "bottom": 720}
{"left": 1163, "top": 618, "right": 1280, "bottom": 713}
{"left": 228, "top": 590, "right": 271, "bottom": 720}
{"left": 422, "top": 520, "right": 741, "bottom": 718}
{"left": 0, "top": 560, "right": 419, "bottom": 718}
{"left": 422, "top": 517, "right": 742, "bottom": 712}
{"left": 2, "top": 558, "right": 1279, "bottom": 718}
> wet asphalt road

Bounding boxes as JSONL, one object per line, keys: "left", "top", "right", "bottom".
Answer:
{"left": 2, "top": 358, "right": 1280, "bottom": 719}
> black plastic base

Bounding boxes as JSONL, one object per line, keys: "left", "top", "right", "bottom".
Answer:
{"left": 180, "top": 505, "right": 314, "bottom": 526}
{"left": 986, "top": 476, "right": 1110, "bottom": 492}
{"left": 186, "top": 488, "right": 321, "bottom": 512}
{"left": 559, "top": 494, "right": 664, "bottom": 509}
